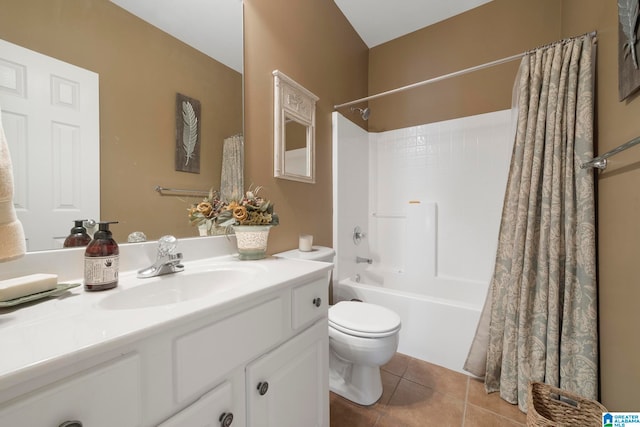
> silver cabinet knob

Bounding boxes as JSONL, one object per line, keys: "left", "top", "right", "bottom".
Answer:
{"left": 313, "top": 297, "right": 322, "bottom": 307}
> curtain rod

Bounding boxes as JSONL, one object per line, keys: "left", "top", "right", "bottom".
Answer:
{"left": 333, "top": 31, "right": 597, "bottom": 110}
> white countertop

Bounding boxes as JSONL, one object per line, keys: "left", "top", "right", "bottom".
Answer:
{"left": 0, "top": 252, "right": 331, "bottom": 397}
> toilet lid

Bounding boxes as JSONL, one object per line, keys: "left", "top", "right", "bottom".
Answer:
{"left": 329, "top": 301, "right": 401, "bottom": 338}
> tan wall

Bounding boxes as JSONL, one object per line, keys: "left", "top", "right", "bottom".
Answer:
{"left": 0, "top": 0, "right": 242, "bottom": 243}
{"left": 368, "top": 0, "right": 562, "bottom": 132}
{"left": 366, "top": 0, "right": 639, "bottom": 409}
{"left": 243, "top": 0, "right": 368, "bottom": 254}
{"left": 562, "top": 0, "right": 640, "bottom": 411}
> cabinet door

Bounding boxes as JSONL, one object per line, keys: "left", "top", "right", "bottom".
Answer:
{"left": 246, "top": 319, "right": 328, "bottom": 427}
{"left": 158, "top": 380, "right": 237, "bottom": 427}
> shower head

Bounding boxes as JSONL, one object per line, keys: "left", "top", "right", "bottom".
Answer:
{"left": 350, "top": 106, "right": 370, "bottom": 121}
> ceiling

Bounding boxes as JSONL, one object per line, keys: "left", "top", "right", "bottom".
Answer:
{"left": 109, "top": 0, "right": 493, "bottom": 72}
{"left": 333, "top": 0, "right": 493, "bottom": 48}
{"left": 109, "top": 0, "right": 243, "bottom": 73}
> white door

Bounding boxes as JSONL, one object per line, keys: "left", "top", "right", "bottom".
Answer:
{"left": 246, "top": 319, "right": 329, "bottom": 427}
{"left": 0, "top": 38, "right": 99, "bottom": 251}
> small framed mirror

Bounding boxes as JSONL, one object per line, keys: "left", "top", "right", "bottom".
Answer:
{"left": 273, "top": 70, "right": 319, "bottom": 183}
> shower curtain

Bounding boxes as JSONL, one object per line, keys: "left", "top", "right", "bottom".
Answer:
{"left": 220, "top": 134, "right": 244, "bottom": 202}
{"left": 464, "top": 33, "right": 598, "bottom": 411}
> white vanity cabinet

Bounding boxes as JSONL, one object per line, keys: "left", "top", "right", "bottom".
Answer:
{"left": 0, "top": 262, "right": 330, "bottom": 427}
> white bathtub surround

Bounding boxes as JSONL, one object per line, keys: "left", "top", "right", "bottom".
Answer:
{"left": 368, "top": 110, "right": 513, "bottom": 282}
{"left": 332, "top": 113, "right": 370, "bottom": 284}
{"left": 332, "top": 110, "right": 514, "bottom": 374}
{"left": 404, "top": 201, "right": 436, "bottom": 280}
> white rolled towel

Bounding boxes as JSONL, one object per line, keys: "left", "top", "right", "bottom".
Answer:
{"left": 0, "top": 106, "right": 26, "bottom": 262}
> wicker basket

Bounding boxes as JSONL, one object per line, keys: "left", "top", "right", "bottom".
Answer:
{"left": 527, "top": 382, "right": 607, "bottom": 427}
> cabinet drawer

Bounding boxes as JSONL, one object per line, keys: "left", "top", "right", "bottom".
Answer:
{"left": 174, "top": 296, "right": 286, "bottom": 403}
{"left": 0, "top": 354, "right": 141, "bottom": 427}
{"left": 292, "top": 277, "right": 328, "bottom": 330}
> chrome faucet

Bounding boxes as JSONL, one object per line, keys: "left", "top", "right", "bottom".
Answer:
{"left": 356, "top": 256, "right": 372, "bottom": 264}
{"left": 137, "top": 235, "right": 185, "bottom": 278}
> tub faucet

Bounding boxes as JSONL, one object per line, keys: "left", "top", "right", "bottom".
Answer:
{"left": 137, "top": 235, "right": 185, "bottom": 278}
{"left": 356, "top": 256, "right": 372, "bottom": 264}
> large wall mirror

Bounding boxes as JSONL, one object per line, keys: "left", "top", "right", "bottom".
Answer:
{"left": 0, "top": 0, "right": 243, "bottom": 251}
{"left": 273, "top": 70, "right": 318, "bottom": 184}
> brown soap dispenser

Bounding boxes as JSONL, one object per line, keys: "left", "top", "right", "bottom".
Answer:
{"left": 63, "top": 220, "right": 92, "bottom": 248}
{"left": 84, "top": 221, "right": 119, "bottom": 291}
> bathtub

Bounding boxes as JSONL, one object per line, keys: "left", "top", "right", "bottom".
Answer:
{"left": 333, "top": 267, "right": 488, "bottom": 375}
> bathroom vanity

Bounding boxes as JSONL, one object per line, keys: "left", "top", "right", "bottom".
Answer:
{"left": 0, "top": 238, "right": 331, "bottom": 427}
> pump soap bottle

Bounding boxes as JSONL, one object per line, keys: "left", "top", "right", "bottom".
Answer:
{"left": 84, "top": 221, "right": 119, "bottom": 291}
{"left": 63, "top": 220, "right": 92, "bottom": 248}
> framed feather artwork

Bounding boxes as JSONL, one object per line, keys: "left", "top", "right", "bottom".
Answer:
{"left": 175, "top": 93, "right": 202, "bottom": 173}
{"left": 618, "top": 0, "right": 640, "bottom": 100}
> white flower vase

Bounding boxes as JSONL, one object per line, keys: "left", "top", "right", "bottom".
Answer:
{"left": 233, "top": 225, "right": 272, "bottom": 260}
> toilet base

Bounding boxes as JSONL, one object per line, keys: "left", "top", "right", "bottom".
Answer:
{"left": 329, "top": 352, "right": 383, "bottom": 406}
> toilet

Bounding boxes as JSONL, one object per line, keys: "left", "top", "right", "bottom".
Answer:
{"left": 328, "top": 301, "right": 400, "bottom": 405}
{"left": 274, "top": 246, "right": 401, "bottom": 406}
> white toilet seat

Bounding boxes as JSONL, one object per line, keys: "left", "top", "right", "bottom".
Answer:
{"left": 329, "top": 301, "right": 401, "bottom": 338}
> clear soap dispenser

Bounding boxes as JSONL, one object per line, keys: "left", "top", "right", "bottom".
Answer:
{"left": 63, "top": 219, "right": 92, "bottom": 248}
{"left": 84, "top": 221, "right": 119, "bottom": 291}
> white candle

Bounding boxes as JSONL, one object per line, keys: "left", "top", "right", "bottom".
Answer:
{"left": 299, "top": 234, "right": 313, "bottom": 252}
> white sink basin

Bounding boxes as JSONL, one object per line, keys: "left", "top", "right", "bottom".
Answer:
{"left": 98, "top": 264, "right": 261, "bottom": 310}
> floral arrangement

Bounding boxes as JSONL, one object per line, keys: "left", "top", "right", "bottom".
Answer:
{"left": 188, "top": 186, "right": 279, "bottom": 234}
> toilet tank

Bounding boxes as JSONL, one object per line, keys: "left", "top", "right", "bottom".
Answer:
{"left": 274, "top": 246, "right": 335, "bottom": 263}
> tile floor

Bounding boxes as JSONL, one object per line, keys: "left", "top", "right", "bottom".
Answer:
{"left": 330, "top": 352, "right": 527, "bottom": 427}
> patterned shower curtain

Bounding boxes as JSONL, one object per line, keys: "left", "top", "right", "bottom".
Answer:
{"left": 466, "top": 33, "right": 598, "bottom": 411}
{"left": 220, "top": 134, "right": 244, "bottom": 203}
